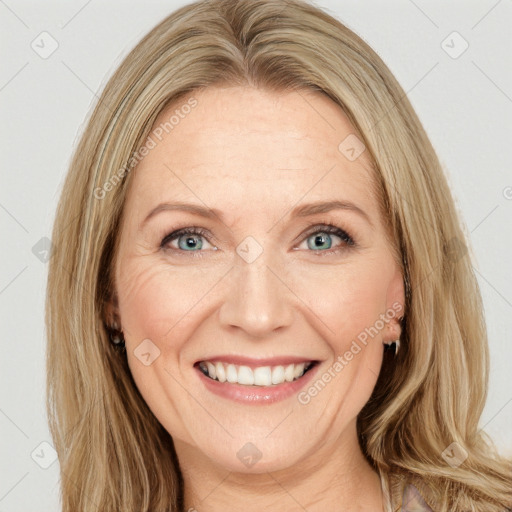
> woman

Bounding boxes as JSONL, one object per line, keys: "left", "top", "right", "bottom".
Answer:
{"left": 45, "top": 0, "right": 512, "bottom": 510}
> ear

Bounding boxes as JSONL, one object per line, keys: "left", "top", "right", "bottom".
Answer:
{"left": 103, "top": 291, "right": 122, "bottom": 331}
{"left": 384, "top": 265, "right": 406, "bottom": 343}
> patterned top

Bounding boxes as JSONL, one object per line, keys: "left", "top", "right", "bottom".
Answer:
{"left": 380, "top": 470, "right": 433, "bottom": 512}
{"left": 379, "top": 469, "right": 512, "bottom": 511}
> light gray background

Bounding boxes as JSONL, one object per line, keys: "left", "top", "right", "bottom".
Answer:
{"left": 1, "top": 1, "right": 511, "bottom": 510}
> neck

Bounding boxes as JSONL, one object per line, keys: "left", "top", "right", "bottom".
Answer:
{"left": 175, "top": 421, "right": 384, "bottom": 512}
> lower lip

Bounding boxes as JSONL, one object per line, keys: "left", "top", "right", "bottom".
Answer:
{"left": 195, "top": 364, "right": 320, "bottom": 404}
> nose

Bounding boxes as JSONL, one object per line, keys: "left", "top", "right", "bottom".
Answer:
{"left": 218, "top": 252, "right": 294, "bottom": 338}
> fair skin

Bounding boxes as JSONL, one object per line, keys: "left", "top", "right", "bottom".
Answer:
{"left": 110, "top": 85, "right": 404, "bottom": 511}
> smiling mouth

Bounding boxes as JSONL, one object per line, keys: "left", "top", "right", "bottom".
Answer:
{"left": 196, "top": 360, "right": 317, "bottom": 386}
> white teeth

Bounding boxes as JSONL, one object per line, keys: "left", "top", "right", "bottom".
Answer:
{"left": 237, "top": 365, "right": 254, "bottom": 385}
{"left": 284, "top": 363, "right": 295, "bottom": 382}
{"left": 271, "top": 365, "right": 285, "bottom": 385}
{"left": 199, "top": 360, "right": 313, "bottom": 386}
{"left": 206, "top": 362, "right": 216, "bottom": 379}
{"left": 293, "top": 362, "right": 305, "bottom": 378}
{"left": 226, "top": 364, "right": 238, "bottom": 383}
{"left": 254, "top": 366, "right": 272, "bottom": 386}
{"left": 215, "top": 362, "right": 226, "bottom": 383}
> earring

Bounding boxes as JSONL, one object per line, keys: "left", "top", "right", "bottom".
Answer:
{"left": 384, "top": 338, "right": 400, "bottom": 355}
{"left": 108, "top": 323, "right": 126, "bottom": 352}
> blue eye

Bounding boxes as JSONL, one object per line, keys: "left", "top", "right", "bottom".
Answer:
{"left": 306, "top": 225, "right": 354, "bottom": 252}
{"left": 161, "top": 227, "right": 213, "bottom": 254}
{"left": 300, "top": 224, "right": 354, "bottom": 254}
{"left": 160, "top": 223, "right": 355, "bottom": 256}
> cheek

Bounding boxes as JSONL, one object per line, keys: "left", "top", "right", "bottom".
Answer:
{"left": 306, "top": 269, "right": 388, "bottom": 398}
{"left": 117, "top": 262, "right": 174, "bottom": 343}
{"left": 289, "top": 257, "right": 392, "bottom": 351}
{"left": 116, "top": 257, "right": 223, "bottom": 344}
{"left": 115, "top": 259, "right": 221, "bottom": 442}
{"left": 293, "top": 259, "right": 390, "bottom": 389}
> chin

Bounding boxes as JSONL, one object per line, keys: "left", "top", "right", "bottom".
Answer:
{"left": 198, "top": 437, "right": 309, "bottom": 474}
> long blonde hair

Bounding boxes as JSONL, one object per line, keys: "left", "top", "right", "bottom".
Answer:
{"left": 45, "top": 0, "right": 512, "bottom": 510}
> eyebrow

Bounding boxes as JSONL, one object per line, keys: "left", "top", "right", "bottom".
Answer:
{"left": 140, "top": 199, "right": 373, "bottom": 229}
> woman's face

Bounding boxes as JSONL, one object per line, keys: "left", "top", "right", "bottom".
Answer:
{"left": 113, "top": 85, "right": 404, "bottom": 473}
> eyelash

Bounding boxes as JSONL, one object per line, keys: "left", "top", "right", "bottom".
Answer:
{"left": 160, "top": 222, "right": 355, "bottom": 258}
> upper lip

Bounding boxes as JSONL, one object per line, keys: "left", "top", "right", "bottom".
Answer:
{"left": 195, "top": 355, "right": 318, "bottom": 368}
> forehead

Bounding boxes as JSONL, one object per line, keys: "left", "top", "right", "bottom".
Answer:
{"left": 125, "top": 86, "right": 378, "bottom": 224}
